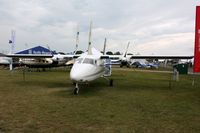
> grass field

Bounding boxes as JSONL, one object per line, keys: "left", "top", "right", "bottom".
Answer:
{"left": 0, "top": 68, "right": 200, "bottom": 133}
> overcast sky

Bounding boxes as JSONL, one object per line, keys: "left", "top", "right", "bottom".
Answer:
{"left": 0, "top": 0, "right": 199, "bottom": 55}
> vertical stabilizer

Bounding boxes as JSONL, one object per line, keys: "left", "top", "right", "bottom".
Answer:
{"left": 75, "top": 25, "right": 79, "bottom": 54}
{"left": 8, "top": 30, "right": 15, "bottom": 71}
{"left": 103, "top": 38, "right": 107, "bottom": 55}
{"left": 88, "top": 21, "right": 92, "bottom": 55}
{"left": 123, "top": 42, "right": 130, "bottom": 57}
{"left": 9, "top": 30, "right": 16, "bottom": 54}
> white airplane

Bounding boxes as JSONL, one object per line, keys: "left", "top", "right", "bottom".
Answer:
{"left": 108, "top": 41, "right": 193, "bottom": 68}
{"left": 105, "top": 41, "right": 132, "bottom": 67}
{"left": 17, "top": 52, "right": 74, "bottom": 68}
{"left": 70, "top": 22, "right": 112, "bottom": 94}
{"left": 0, "top": 57, "right": 12, "bottom": 65}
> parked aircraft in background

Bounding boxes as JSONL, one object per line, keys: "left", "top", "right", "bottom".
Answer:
{"left": 105, "top": 41, "right": 132, "bottom": 67}
{"left": 5, "top": 27, "right": 81, "bottom": 69}
{"left": 17, "top": 52, "right": 74, "bottom": 68}
{"left": 105, "top": 40, "right": 193, "bottom": 68}
{"left": 0, "top": 57, "right": 12, "bottom": 66}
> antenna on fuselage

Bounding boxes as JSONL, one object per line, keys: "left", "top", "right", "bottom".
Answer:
{"left": 88, "top": 21, "right": 92, "bottom": 55}
{"left": 103, "top": 38, "right": 107, "bottom": 55}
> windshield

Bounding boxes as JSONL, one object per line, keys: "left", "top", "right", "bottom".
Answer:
{"left": 76, "top": 58, "right": 83, "bottom": 63}
{"left": 83, "top": 58, "right": 94, "bottom": 65}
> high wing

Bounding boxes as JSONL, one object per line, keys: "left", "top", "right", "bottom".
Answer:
{"left": 130, "top": 55, "right": 193, "bottom": 59}
{"left": 6, "top": 54, "right": 53, "bottom": 58}
{"left": 0, "top": 53, "right": 6, "bottom": 57}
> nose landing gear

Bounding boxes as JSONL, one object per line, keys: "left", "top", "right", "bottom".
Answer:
{"left": 74, "top": 83, "right": 79, "bottom": 95}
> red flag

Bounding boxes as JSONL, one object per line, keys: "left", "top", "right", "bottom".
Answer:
{"left": 194, "top": 6, "right": 200, "bottom": 72}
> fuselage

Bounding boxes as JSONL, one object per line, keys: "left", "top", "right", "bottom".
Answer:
{"left": 19, "top": 54, "right": 74, "bottom": 67}
{"left": 0, "top": 57, "right": 12, "bottom": 65}
{"left": 70, "top": 48, "right": 105, "bottom": 83}
{"left": 19, "top": 58, "right": 53, "bottom": 66}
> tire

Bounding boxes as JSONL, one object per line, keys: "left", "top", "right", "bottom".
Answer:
{"left": 109, "top": 79, "right": 113, "bottom": 86}
{"left": 74, "top": 88, "right": 78, "bottom": 95}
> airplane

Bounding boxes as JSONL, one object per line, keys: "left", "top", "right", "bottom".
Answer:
{"left": 17, "top": 52, "right": 74, "bottom": 68}
{"left": 70, "top": 22, "right": 112, "bottom": 94}
{"left": 3, "top": 21, "right": 194, "bottom": 95}
{"left": 0, "top": 53, "right": 21, "bottom": 68}
{"left": 0, "top": 53, "right": 12, "bottom": 66}
{"left": 6, "top": 26, "right": 81, "bottom": 69}
{"left": 18, "top": 26, "right": 80, "bottom": 68}
{"left": 105, "top": 41, "right": 132, "bottom": 67}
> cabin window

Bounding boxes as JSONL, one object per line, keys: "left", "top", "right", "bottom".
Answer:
{"left": 76, "top": 58, "right": 83, "bottom": 63}
{"left": 83, "top": 58, "right": 94, "bottom": 65}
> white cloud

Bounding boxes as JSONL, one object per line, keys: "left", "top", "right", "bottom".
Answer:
{"left": 0, "top": 0, "right": 199, "bottom": 55}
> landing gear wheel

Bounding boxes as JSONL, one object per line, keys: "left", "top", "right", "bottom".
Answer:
{"left": 73, "top": 83, "right": 79, "bottom": 95}
{"left": 74, "top": 88, "right": 79, "bottom": 95}
{"left": 109, "top": 79, "right": 113, "bottom": 86}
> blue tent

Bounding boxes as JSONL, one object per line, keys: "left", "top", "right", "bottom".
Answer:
{"left": 15, "top": 46, "right": 52, "bottom": 54}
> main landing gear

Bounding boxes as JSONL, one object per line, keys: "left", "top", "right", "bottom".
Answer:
{"left": 73, "top": 78, "right": 113, "bottom": 95}
{"left": 74, "top": 83, "right": 79, "bottom": 95}
{"left": 109, "top": 79, "right": 113, "bottom": 86}
{"left": 102, "top": 77, "right": 113, "bottom": 87}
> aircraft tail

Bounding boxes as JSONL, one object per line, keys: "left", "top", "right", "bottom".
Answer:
{"left": 74, "top": 25, "right": 79, "bottom": 55}
{"left": 123, "top": 42, "right": 130, "bottom": 57}
{"left": 9, "top": 30, "right": 16, "bottom": 54}
{"left": 87, "top": 21, "right": 93, "bottom": 55}
{"left": 103, "top": 38, "right": 107, "bottom": 55}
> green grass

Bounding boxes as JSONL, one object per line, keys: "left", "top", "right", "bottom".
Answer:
{"left": 0, "top": 68, "right": 200, "bottom": 133}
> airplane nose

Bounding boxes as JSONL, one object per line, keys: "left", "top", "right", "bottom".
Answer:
{"left": 70, "top": 71, "right": 78, "bottom": 81}
{"left": 70, "top": 64, "right": 92, "bottom": 82}
{"left": 70, "top": 65, "right": 82, "bottom": 82}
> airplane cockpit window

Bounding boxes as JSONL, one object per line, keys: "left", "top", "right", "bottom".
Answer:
{"left": 76, "top": 58, "right": 83, "bottom": 63}
{"left": 83, "top": 58, "right": 94, "bottom": 65}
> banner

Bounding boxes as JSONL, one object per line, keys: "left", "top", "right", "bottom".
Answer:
{"left": 194, "top": 6, "right": 200, "bottom": 72}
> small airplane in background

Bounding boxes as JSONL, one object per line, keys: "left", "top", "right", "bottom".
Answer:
{"left": 0, "top": 53, "right": 12, "bottom": 66}
{"left": 5, "top": 27, "right": 81, "bottom": 69}
{"left": 104, "top": 39, "right": 131, "bottom": 67}
{"left": 105, "top": 41, "right": 132, "bottom": 67}
{"left": 106, "top": 41, "right": 193, "bottom": 68}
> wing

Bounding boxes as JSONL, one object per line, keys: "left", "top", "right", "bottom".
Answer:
{"left": 6, "top": 54, "right": 53, "bottom": 58}
{"left": 0, "top": 53, "right": 6, "bottom": 57}
{"left": 130, "top": 55, "right": 193, "bottom": 59}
